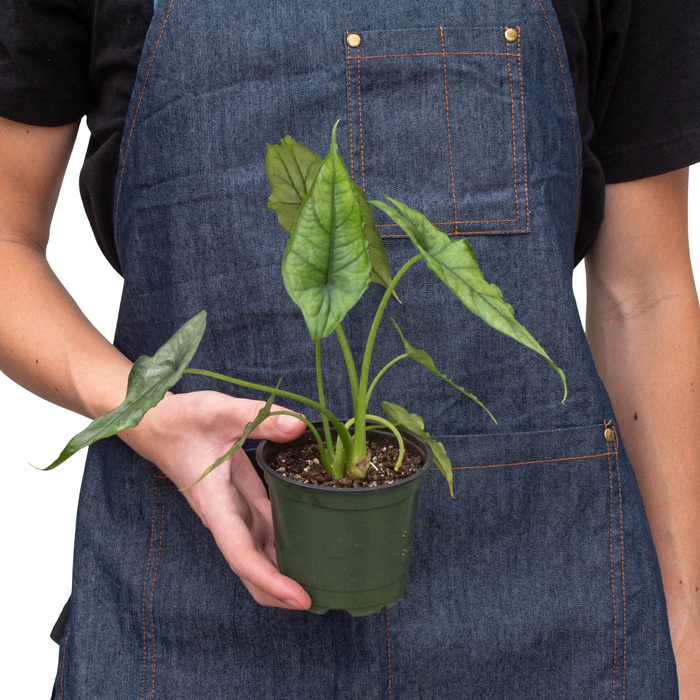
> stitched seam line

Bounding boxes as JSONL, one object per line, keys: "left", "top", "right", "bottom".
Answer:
{"left": 356, "top": 47, "right": 366, "bottom": 191}
{"left": 385, "top": 609, "right": 393, "bottom": 700}
{"left": 150, "top": 489, "right": 166, "bottom": 700}
{"left": 607, "top": 439, "right": 618, "bottom": 700}
{"left": 428, "top": 450, "right": 616, "bottom": 471}
{"left": 60, "top": 627, "right": 71, "bottom": 700}
{"left": 534, "top": 0, "right": 580, "bottom": 219}
{"left": 516, "top": 33, "right": 530, "bottom": 232}
{"left": 439, "top": 27, "right": 459, "bottom": 232}
{"left": 505, "top": 32, "right": 520, "bottom": 223}
{"left": 140, "top": 477, "right": 158, "bottom": 700}
{"left": 345, "top": 32, "right": 355, "bottom": 182}
{"left": 113, "top": 0, "right": 176, "bottom": 251}
{"left": 382, "top": 229, "right": 529, "bottom": 238}
{"left": 359, "top": 51, "right": 521, "bottom": 59}
{"left": 614, "top": 434, "right": 627, "bottom": 699}
{"left": 377, "top": 217, "right": 518, "bottom": 226}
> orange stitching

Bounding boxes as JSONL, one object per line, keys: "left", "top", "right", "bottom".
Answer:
{"left": 345, "top": 32, "right": 355, "bottom": 182}
{"left": 516, "top": 33, "right": 530, "bottom": 232}
{"left": 440, "top": 27, "right": 458, "bottom": 233}
{"left": 382, "top": 228, "right": 529, "bottom": 238}
{"left": 355, "top": 47, "right": 366, "bottom": 191}
{"left": 385, "top": 609, "right": 393, "bottom": 699}
{"left": 60, "top": 627, "right": 71, "bottom": 700}
{"left": 607, "top": 440, "right": 618, "bottom": 699}
{"left": 428, "top": 450, "right": 616, "bottom": 471}
{"left": 358, "top": 51, "right": 520, "bottom": 59}
{"left": 113, "top": 0, "right": 176, "bottom": 252}
{"left": 534, "top": 0, "right": 581, "bottom": 220}
{"left": 140, "top": 477, "right": 158, "bottom": 700}
{"left": 150, "top": 489, "right": 166, "bottom": 699}
{"left": 614, "top": 435, "right": 627, "bottom": 698}
{"left": 377, "top": 216, "right": 518, "bottom": 226}
{"left": 505, "top": 34, "right": 520, "bottom": 223}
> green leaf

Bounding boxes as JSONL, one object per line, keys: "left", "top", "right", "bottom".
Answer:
{"left": 390, "top": 319, "right": 496, "bottom": 424}
{"left": 182, "top": 380, "right": 282, "bottom": 489}
{"left": 352, "top": 182, "right": 397, "bottom": 301}
{"left": 282, "top": 121, "right": 371, "bottom": 340}
{"left": 265, "top": 136, "right": 323, "bottom": 234}
{"left": 371, "top": 197, "right": 567, "bottom": 401}
{"left": 265, "top": 134, "right": 395, "bottom": 298}
{"left": 382, "top": 401, "right": 454, "bottom": 498}
{"left": 41, "top": 311, "right": 207, "bottom": 471}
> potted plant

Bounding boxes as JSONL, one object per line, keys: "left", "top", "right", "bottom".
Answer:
{"left": 43, "top": 121, "right": 566, "bottom": 616}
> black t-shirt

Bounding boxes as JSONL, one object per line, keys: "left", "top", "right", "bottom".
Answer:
{"left": 1, "top": 0, "right": 699, "bottom": 270}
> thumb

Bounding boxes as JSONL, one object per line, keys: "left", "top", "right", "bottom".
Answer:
{"left": 240, "top": 401, "right": 307, "bottom": 442}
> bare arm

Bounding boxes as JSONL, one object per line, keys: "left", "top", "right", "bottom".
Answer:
{"left": 586, "top": 167, "right": 700, "bottom": 696}
{"left": 0, "top": 117, "right": 310, "bottom": 610}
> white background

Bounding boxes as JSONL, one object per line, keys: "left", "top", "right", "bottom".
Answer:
{"left": 1, "top": 121, "right": 699, "bottom": 697}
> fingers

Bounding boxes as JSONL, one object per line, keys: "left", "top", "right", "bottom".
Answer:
{"left": 209, "top": 505, "right": 312, "bottom": 611}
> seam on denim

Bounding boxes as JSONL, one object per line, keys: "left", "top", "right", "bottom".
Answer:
{"left": 150, "top": 488, "right": 166, "bottom": 699}
{"left": 114, "top": 0, "right": 176, "bottom": 252}
{"left": 355, "top": 47, "right": 366, "bottom": 191}
{"left": 359, "top": 52, "right": 520, "bottom": 59}
{"left": 534, "top": 0, "right": 580, "bottom": 220}
{"left": 613, "top": 433, "right": 627, "bottom": 699}
{"left": 140, "top": 476, "right": 158, "bottom": 700}
{"left": 429, "top": 450, "right": 615, "bottom": 471}
{"left": 345, "top": 32, "right": 355, "bottom": 182}
{"left": 382, "top": 229, "right": 529, "bottom": 237}
{"left": 516, "top": 32, "right": 530, "bottom": 233}
{"left": 440, "top": 27, "right": 459, "bottom": 232}
{"left": 60, "top": 627, "right": 71, "bottom": 700}
{"left": 607, "top": 439, "right": 618, "bottom": 700}
{"left": 505, "top": 32, "right": 520, "bottom": 225}
{"left": 385, "top": 609, "right": 393, "bottom": 699}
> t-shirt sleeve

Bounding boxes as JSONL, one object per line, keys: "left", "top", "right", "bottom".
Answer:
{"left": 0, "top": 0, "right": 91, "bottom": 127}
{"left": 592, "top": 0, "right": 700, "bottom": 183}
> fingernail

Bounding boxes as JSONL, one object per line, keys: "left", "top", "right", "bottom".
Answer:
{"left": 277, "top": 415, "right": 302, "bottom": 435}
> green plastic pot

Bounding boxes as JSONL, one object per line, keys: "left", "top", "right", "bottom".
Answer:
{"left": 256, "top": 424, "right": 433, "bottom": 617}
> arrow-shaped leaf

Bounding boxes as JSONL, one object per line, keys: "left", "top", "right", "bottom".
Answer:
{"left": 41, "top": 311, "right": 207, "bottom": 470}
{"left": 266, "top": 133, "right": 396, "bottom": 298}
{"left": 390, "top": 319, "right": 496, "bottom": 424}
{"left": 181, "top": 380, "right": 283, "bottom": 489}
{"left": 282, "top": 121, "right": 371, "bottom": 340}
{"left": 382, "top": 401, "right": 454, "bottom": 498}
{"left": 371, "top": 197, "right": 567, "bottom": 401}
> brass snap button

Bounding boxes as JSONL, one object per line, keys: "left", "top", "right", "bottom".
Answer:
{"left": 346, "top": 33, "right": 361, "bottom": 48}
{"left": 604, "top": 427, "right": 616, "bottom": 443}
{"left": 504, "top": 27, "right": 519, "bottom": 43}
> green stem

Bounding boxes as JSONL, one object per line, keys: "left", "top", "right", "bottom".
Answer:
{"left": 334, "top": 324, "right": 359, "bottom": 403}
{"left": 267, "top": 411, "right": 331, "bottom": 471}
{"left": 184, "top": 368, "right": 355, "bottom": 464}
{"left": 364, "top": 415, "right": 405, "bottom": 472}
{"left": 316, "top": 340, "right": 334, "bottom": 462}
{"left": 354, "top": 254, "right": 424, "bottom": 458}
{"left": 366, "top": 353, "right": 408, "bottom": 405}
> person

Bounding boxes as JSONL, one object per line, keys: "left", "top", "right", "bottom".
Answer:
{"left": 1, "top": 0, "right": 699, "bottom": 698}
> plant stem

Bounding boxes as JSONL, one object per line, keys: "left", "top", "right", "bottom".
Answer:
{"left": 316, "top": 340, "right": 335, "bottom": 462}
{"left": 353, "top": 253, "right": 423, "bottom": 459}
{"left": 334, "top": 324, "right": 359, "bottom": 404}
{"left": 366, "top": 353, "right": 408, "bottom": 405}
{"left": 267, "top": 411, "right": 331, "bottom": 471}
{"left": 183, "top": 368, "right": 355, "bottom": 465}
{"left": 364, "top": 415, "right": 405, "bottom": 472}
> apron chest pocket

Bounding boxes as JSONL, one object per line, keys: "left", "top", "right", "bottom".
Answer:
{"left": 343, "top": 25, "right": 530, "bottom": 237}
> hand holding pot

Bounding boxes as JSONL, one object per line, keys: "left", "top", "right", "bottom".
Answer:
{"left": 118, "top": 390, "right": 313, "bottom": 611}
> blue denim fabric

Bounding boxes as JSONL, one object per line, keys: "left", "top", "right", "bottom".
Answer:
{"left": 54, "top": 0, "right": 678, "bottom": 697}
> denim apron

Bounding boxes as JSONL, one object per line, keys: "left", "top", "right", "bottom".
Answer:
{"left": 53, "top": 0, "right": 679, "bottom": 697}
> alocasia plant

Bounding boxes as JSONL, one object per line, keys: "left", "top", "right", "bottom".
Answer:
{"left": 44, "top": 121, "right": 566, "bottom": 497}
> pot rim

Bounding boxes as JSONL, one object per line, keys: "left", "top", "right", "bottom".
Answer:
{"left": 255, "top": 423, "right": 433, "bottom": 495}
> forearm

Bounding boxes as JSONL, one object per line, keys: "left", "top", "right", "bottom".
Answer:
{"left": 0, "top": 237, "right": 132, "bottom": 418}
